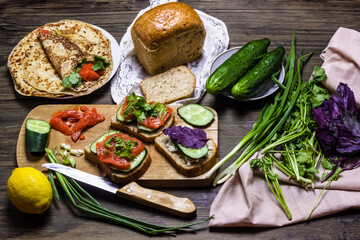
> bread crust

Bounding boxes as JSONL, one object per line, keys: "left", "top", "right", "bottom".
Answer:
{"left": 110, "top": 110, "right": 175, "bottom": 143}
{"left": 130, "top": 2, "right": 206, "bottom": 75}
{"left": 84, "top": 146, "right": 151, "bottom": 184}
{"left": 131, "top": 2, "right": 204, "bottom": 50}
{"left": 154, "top": 134, "right": 219, "bottom": 177}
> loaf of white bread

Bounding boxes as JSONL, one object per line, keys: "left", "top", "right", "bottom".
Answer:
{"left": 140, "top": 66, "right": 196, "bottom": 104}
{"left": 131, "top": 2, "right": 206, "bottom": 75}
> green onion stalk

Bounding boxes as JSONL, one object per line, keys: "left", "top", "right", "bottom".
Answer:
{"left": 250, "top": 156, "right": 292, "bottom": 220}
{"left": 45, "top": 148, "right": 212, "bottom": 236}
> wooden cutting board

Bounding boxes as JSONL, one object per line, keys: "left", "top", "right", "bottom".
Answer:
{"left": 16, "top": 104, "right": 218, "bottom": 187}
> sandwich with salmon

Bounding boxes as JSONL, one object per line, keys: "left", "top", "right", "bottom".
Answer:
{"left": 85, "top": 131, "right": 151, "bottom": 184}
{"left": 110, "top": 92, "right": 175, "bottom": 143}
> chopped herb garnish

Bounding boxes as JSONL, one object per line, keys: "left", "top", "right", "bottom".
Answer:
{"left": 104, "top": 135, "right": 138, "bottom": 160}
{"left": 54, "top": 28, "right": 60, "bottom": 36}
{"left": 62, "top": 72, "right": 82, "bottom": 89}
{"left": 92, "top": 55, "right": 110, "bottom": 71}
{"left": 121, "top": 92, "right": 168, "bottom": 123}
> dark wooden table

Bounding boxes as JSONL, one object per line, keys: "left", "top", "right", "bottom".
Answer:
{"left": 1, "top": 0, "right": 360, "bottom": 239}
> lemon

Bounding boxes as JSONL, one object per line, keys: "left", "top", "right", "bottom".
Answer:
{"left": 7, "top": 167, "right": 53, "bottom": 214}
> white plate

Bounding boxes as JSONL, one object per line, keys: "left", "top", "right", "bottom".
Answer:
{"left": 209, "top": 46, "right": 285, "bottom": 101}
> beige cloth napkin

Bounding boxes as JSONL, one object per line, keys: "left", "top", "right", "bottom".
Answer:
{"left": 320, "top": 27, "right": 360, "bottom": 106}
{"left": 209, "top": 27, "right": 360, "bottom": 227}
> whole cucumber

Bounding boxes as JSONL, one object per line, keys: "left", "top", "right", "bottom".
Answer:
{"left": 231, "top": 46, "right": 285, "bottom": 99}
{"left": 206, "top": 38, "right": 271, "bottom": 95}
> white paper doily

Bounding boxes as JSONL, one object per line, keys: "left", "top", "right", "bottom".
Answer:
{"left": 110, "top": 0, "right": 229, "bottom": 105}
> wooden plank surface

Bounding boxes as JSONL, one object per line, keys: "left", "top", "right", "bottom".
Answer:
{"left": 1, "top": 0, "right": 360, "bottom": 239}
{"left": 16, "top": 104, "right": 218, "bottom": 187}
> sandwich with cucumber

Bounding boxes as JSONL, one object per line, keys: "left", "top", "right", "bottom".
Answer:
{"left": 110, "top": 92, "right": 175, "bottom": 143}
{"left": 84, "top": 131, "right": 151, "bottom": 184}
{"left": 154, "top": 125, "right": 218, "bottom": 177}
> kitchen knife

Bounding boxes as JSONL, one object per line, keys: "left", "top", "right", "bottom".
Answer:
{"left": 42, "top": 163, "right": 196, "bottom": 218}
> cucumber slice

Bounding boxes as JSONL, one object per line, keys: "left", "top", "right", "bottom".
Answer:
{"left": 116, "top": 104, "right": 132, "bottom": 122}
{"left": 25, "top": 119, "right": 51, "bottom": 154}
{"left": 137, "top": 124, "right": 154, "bottom": 132}
{"left": 177, "top": 104, "right": 214, "bottom": 127}
{"left": 119, "top": 149, "right": 147, "bottom": 172}
{"left": 90, "top": 131, "right": 119, "bottom": 154}
{"left": 176, "top": 143, "right": 208, "bottom": 159}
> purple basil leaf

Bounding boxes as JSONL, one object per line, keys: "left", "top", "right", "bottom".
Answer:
{"left": 337, "top": 83, "right": 357, "bottom": 115}
{"left": 343, "top": 111, "right": 360, "bottom": 137}
{"left": 312, "top": 107, "right": 330, "bottom": 128}
{"left": 337, "top": 145, "right": 360, "bottom": 155}
{"left": 329, "top": 97, "right": 343, "bottom": 119}
{"left": 163, "top": 126, "right": 209, "bottom": 149}
{"left": 313, "top": 82, "right": 360, "bottom": 158}
{"left": 341, "top": 155, "right": 360, "bottom": 171}
{"left": 315, "top": 129, "right": 336, "bottom": 151}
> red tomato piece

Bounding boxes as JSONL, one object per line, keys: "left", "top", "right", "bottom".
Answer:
{"left": 71, "top": 107, "right": 105, "bottom": 142}
{"left": 80, "top": 106, "right": 89, "bottom": 112}
{"left": 40, "top": 29, "right": 52, "bottom": 35}
{"left": 138, "top": 107, "right": 172, "bottom": 130}
{"left": 96, "top": 69, "right": 105, "bottom": 76}
{"left": 49, "top": 116, "right": 72, "bottom": 135}
{"left": 49, "top": 107, "right": 83, "bottom": 135}
{"left": 50, "top": 106, "right": 105, "bottom": 142}
{"left": 96, "top": 133, "right": 144, "bottom": 170}
{"left": 119, "top": 96, "right": 135, "bottom": 121}
{"left": 78, "top": 63, "right": 100, "bottom": 82}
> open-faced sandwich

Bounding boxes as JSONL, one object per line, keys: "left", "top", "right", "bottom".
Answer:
{"left": 8, "top": 19, "right": 113, "bottom": 97}
{"left": 154, "top": 125, "right": 218, "bottom": 177}
{"left": 110, "top": 92, "right": 175, "bottom": 143}
{"left": 85, "top": 131, "right": 151, "bottom": 184}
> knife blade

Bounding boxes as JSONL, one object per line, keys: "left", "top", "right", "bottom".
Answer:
{"left": 42, "top": 163, "right": 196, "bottom": 218}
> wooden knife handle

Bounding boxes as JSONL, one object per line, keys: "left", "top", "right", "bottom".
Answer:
{"left": 116, "top": 182, "right": 196, "bottom": 218}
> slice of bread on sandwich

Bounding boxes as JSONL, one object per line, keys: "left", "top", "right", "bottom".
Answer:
{"left": 84, "top": 145, "right": 151, "bottom": 184}
{"left": 154, "top": 133, "right": 219, "bottom": 177}
{"left": 140, "top": 66, "right": 196, "bottom": 104}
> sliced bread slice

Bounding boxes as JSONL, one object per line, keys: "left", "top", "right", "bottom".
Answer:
{"left": 140, "top": 66, "right": 196, "bottom": 104}
{"left": 154, "top": 133, "right": 219, "bottom": 177}
{"left": 84, "top": 145, "right": 151, "bottom": 184}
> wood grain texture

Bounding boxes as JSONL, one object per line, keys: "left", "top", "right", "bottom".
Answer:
{"left": 1, "top": 0, "right": 360, "bottom": 239}
{"left": 16, "top": 104, "right": 218, "bottom": 187}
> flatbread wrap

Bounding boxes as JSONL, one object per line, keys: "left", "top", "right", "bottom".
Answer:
{"left": 8, "top": 19, "right": 113, "bottom": 97}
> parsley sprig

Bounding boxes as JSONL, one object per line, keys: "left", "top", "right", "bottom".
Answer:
{"left": 92, "top": 55, "right": 110, "bottom": 71}
{"left": 104, "top": 135, "right": 138, "bottom": 160}
{"left": 61, "top": 72, "right": 82, "bottom": 89}
{"left": 122, "top": 92, "right": 167, "bottom": 123}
